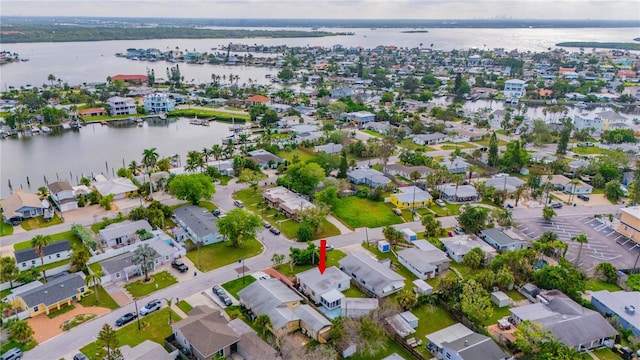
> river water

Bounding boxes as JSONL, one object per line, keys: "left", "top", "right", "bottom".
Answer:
{"left": 1, "top": 26, "right": 640, "bottom": 197}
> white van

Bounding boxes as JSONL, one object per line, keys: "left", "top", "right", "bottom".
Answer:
{"left": 1, "top": 348, "right": 22, "bottom": 360}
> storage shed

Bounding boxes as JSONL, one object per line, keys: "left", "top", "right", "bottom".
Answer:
{"left": 378, "top": 240, "right": 390, "bottom": 253}
{"left": 413, "top": 279, "right": 433, "bottom": 295}
{"left": 491, "top": 291, "right": 511, "bottom": 308}
{"left": 400, "top": 311, "right": 419, "bottom": 329}
{"left": 402, "top": 229, "right": 417, "bottom": 242}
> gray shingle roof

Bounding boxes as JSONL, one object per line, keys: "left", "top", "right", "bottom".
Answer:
{"left": 14, "top": 240, "right": 70, "bottom": 263}
{"left": 446, "top": 333, "right": 507, "bottom": 360}
{"left": 100, "top": 252, "right": 136, "bottom": 275}
{"left": 297, "top": 266, "right": 350, "bottom": 296}
{"left": 339, "top": 253, "right": 405, "bottom": 291}
{"left": 294, "top": 304, "right": 331, "bottom": 332}
{"left": 481, "top": 228, "right": 527, "bottom": 247}
{"left": 174, "top": 205, "right": 219, "bottom": 238}
{"left": 19, "top": 273, "right": 85, "bottom": 308}
{"left": 173, "top": 306, "right": 239, "bottom": 358}
{"left": 99, "top": 220, "right": 152, "bottom": 243}
{"left": 238, "top": 279, "right": 303, "bottom": 329}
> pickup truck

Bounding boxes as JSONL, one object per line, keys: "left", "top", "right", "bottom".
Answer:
{"left": 171, "top": 260, "right": 189, "bottom": 273}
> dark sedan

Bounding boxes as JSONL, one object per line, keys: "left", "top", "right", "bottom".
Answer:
{"left": 115, "top": 312, "right": 137, "bottom": 326}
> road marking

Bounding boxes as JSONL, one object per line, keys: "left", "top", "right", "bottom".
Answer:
{"left": 611, "top": 235, "right": 623, "bottom": 242}
{"left": 606, "top": 231, "right": 619, "bottom": 238}
{"left": 594, "top": 224, "right": 608, "bottom": 231}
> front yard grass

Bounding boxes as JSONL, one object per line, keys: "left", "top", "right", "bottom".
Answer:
{"left": 47, "top": 304, "right": 76, "bottom": 319}
{"left": 473, "top": 138, "right": 508, "bottom": 147}
{"left": 399, "top": 138, "right": 436, "bottom": 152}
{"left": 197, "top": 200, "right": 218, "bottom": 212}
{"left": 21, "top": 214, "right": 63, "bottom": 230}
{"left": 186, "top": 238, "right": 263, "bottom": 272}
{"left": 571, "top": 146, "right": 610, "bottom": 155}
{"left": 277, "top": 148, "right": 317, "bottom": 163}
{"left": 14, "top": 230, "right": 81, "bottom": 251}
{"left": 585, "top": 279, "right": 622, "bottom": 292}
{"left": 349, "top": 336, "right": 416, "bottom": 360}
{"left": 124, "top": 271, "right": 178, "bottom": 299}
{"left": 334, "top": 196, "right": 403, "bottom": 228}
{"left": 80, "top": 308, "right": 181, "bottom": 360}
{"left": 79, "top": 285, "right": 119, "bottom": 309}
{"left": 0, "top": 221, "right": 14, "bottom": 236}
{"left": 427, "top": 202, "right": 461, "bottom": 217}
{"left": 275, "top": 250, "right": 347, "bottom": 278}
{"left": 176, "top": 300, "right": 193, "bottom": 315}
{"left": 222, "top": 276, "right": 257, "bottom": 299}
{"left": 439, "top": 141, "right": 476, "bottom": 150}
{"left": 0, "top": 339, "right": 37, "bottom": 356}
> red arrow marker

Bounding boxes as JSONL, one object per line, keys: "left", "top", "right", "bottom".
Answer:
{"left": 319, "top": 239, "right": 327, "bottom": 275}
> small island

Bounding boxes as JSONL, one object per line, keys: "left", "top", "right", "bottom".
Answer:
{"left": 556, "top": 41, "right": 640, "bottom": 50}
{"left": 634, "top": 37, "right": 640, "bottom": 42}
{"left": 401, "top": 30, "right": 430, "bottom": 33}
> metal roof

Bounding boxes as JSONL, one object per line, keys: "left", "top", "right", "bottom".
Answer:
{"left": 14, "top": 240, "right": 70, "bottom": 263}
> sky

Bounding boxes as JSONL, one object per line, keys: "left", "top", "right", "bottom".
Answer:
{"left": 2, "top": 0, "right": 639, "bottom": 20}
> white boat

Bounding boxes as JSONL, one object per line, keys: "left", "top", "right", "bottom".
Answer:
{"left": 574, "top": 102, "right": 588, "bottom": 109}
{"left": 40, "top": 126, "right": 51, "bottom": 133}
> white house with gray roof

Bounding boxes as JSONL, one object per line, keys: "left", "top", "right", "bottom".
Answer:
{"left": 174, "top": 205, "right": 225, "bottom": 245}
{"left": 440, "top": 235, "right": 497, "bottom": 264}
{"left": 591, "top": 290, "right": 640, "bottom": 337}
{"left": 347, "top": 168, "right": 390, "bottom": 188}
{"left": 439, "top": 184, "right": 479, "bottom": 202}
{"left": 14, "top": 239, "right": 71, "bottom": 271}
{"left": 413, "top": 132, "right": 447, "bottom": 146}
{"left": 485, "top": 174, "right": 526, "bottom": 193}
{"left": 314, "top": 143, "right": 343, "bottom": 155}
{"left": 248, "top": 149, "right": 284, "bottom": 169}
{"left": 480, "top": 228, "right": 529, "bottom": 253}
{"left": 263, "top": 186, "right": 315, "bottom": 221}
{"left": 338, "top": 253, "right": 405, "bottom": 298}
{"left": 397, "top": 241, "right": 449, "bottom": 280}
{"left": 99, "top": 219, "right": 153, "bottom": 248}
{"left": 297, "top": 266, "right": 350, "bottom": 309}
{"left": 439, "top": 156, "right": 470, "bottom": 174}
{"left": 426, "top": 323, "right": 508, "bottom": 360}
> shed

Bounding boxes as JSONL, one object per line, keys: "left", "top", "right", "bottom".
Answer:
{"left": 402, "top": 229, "right": 417, "bottom": 242}
{"left": 400, "top": 311, "right": 419, "bottom": 329}
{"left": 413, "top": 279, "right": 433, "bottom": 295}
{"left": 522, "top": 283, "right": 540, "bottom": 298}
{"left": 491, "top": 291, "right": 511, "bottom": 308}
{"left": 378, "top": 240, "right": 390, "bottom": 253}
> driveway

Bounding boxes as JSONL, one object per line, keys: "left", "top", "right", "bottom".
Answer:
{"left": 27, "top": 303, "right": 111, "bottom": 344}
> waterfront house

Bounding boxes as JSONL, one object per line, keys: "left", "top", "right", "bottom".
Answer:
{"left": 503, "top": 79, "right": 526, "bottom": 99}
{"left": 143, "top": 93, "right": 176, "bottom": 113}
{"left": 77, "top": 108, "right": 106, "bottom": 117}
{"left": 573, "top": 113, "right": 604, "bottom": 133}
{"left": 439, "top": 184, "right": 479, "bottom": 202}
{"left": 426, "top": 323, "right": 508, "bottom": 360}
{"left": 238, "top": 278, "right": 331, "bottom": 343}
{"left": 245, "top": 94, "right": 270, "bottom": 106}
{"left": 338, "top": 253, "right": 405, "bottom": 298}
{"left": 480, "top": 228, "right": 529, "bottom": 252}
{"left": 98, "top": 219, "right": 153, "bottom": 248}
{"left": 247, "top": 149, "right": 284, "bottom": 169}
{"left": 347, "top": 168, "right": 390, "bottom": 188}
{"left": 591, "top": 290, "right": 640, "bottom": 337}
{"left": 93, "top": 177, "right": 138, "bottom": 200}
{"left": 413, "top": 132, "right": 447, "bottom": 146}
{"left": 15, "top": 240, "right": 71, "bottom": 271}
{"left": 397, "top": 241, "right": 449, "bottom": 280}
{"left": 13, "top": 273, "right": 86, "bottom": 317}
{"left": 47, "top": 181, "right": 78, "bottom": 212}
{"left": 440, "top": 235, "right": 497, "bottom": 264}
{"left": 389, "top": 186, "right": 432, "bottom": 210}
{"left": 106, "top": 96, "right": 137, "bottom": 116}
{"left": 510, "top": 290, "right": 617, "bottom": 351}
{"left": 439, "top": 156, "right": 469, "bottom": 174}
{"left": 297, "top": 266, "right": 350, "bottom": 309}
{"left": 1, "top": 190, "right": 47, "bottom": 224}
{"left": 173, "top": 205, "right": 225, "bottom": 245}
{"left": 263, "top": 186, "right": 315, "bottom": 221}
{"left": 110, "top": 74, "right": 148, "bottom": 86}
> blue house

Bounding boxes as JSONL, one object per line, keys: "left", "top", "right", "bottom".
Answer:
{"left": 480, "top": 228, "right": 529, "bottom": 253}
{"left": 347, "top": 168, "right": 390, "bottom": 188}
{"left": 592, "top": 290, "right": 640, "bottom": 337}
{"left": 173, "top": 206, "right": 225, "bottom": 245}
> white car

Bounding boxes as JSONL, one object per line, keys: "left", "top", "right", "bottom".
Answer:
{"left": 436, "top": 199, "right": 446, "bottom": 208}
{"left": 139, "top": 299, "right": 161, "bottom": 316}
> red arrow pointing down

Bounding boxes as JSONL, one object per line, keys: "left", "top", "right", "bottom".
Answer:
{"left": 319, "top": 239, "right": 327, "bottom": 275}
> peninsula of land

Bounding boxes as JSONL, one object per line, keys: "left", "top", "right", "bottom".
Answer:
{"left": 556, "top": 41, "right": 640, "bottom": 50}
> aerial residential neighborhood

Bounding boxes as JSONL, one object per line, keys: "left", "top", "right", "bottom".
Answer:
{"left": 1, "top": 5, "right": 640, "bottom": 360}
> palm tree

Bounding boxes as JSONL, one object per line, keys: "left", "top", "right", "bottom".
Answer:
{"left": 142, "top": 148, "right": 159, "bottom": 175}
{"left": 70, "top": 246, "right": 91, "bottom": 272}
{"left": 201, "top": 147, "right": 213, "bottom": 164}
{"left": 128, "top": 160, "right": 141, "bottom": 176}
{"left": 239, "top": 134, "right": 250, "bottom": 154}
{"left": 211, "top": 144, "right": 223, "bottom": 161}
{"left": 47, "top": 74, "right": 56, "bottom": 88}
{"left": 9, "top": 320, "right": 34, "bottom": 344}
{"left": 186, "top": 150, "right": 205, "bottom": 173}
{"left": 567, "top": 178, "right": 581, "bottom": 203}
{"left": 31, "top": 234, "right": 51, "bottom": 281}
{"left": 513, "top": 185, "right": 526, "bottom": 207}
{"left": 396, "top": 289, "right": 417, "bottom": 311}
{"left": 255, "top": 314, "right": 271, "bottom": 337}
{"left": 85, "top": 271, "right": 103, "bottom": 302}
{"left": 571, "top": 233, "right": 588, "bottom": 266}
{"left": 132, "top": 244, "right": 159, "bottom": 282}
{"left": 0, "top": 257, "right": 19, "bottom": 288}
{"left": 224, "top": 139, "right": 235, "bottom": 158}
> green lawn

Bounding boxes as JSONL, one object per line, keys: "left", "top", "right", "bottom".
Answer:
{"left": 504, "top": 289, "right": 526, "bottom": 301}
{"left": 571, "top": 146, "right": 609, "bottom": 155}
{"left": 361, "top": 129, "right": 382, "bottom": 137}
{"left": 0, "top": 221, "right": 14, "bottom": 236}
{"left": 343, "top": 284, "right": 369, "bottom": 298}
{"left": 82, "top": 114, "right": 141, "bottom": 122}
{"left": 412, "top": 303, "right": 457, "bottom": 356}
{"left": 439, "top": 141, "right": 477, "bottom": 149}
{"left": 186, "top": 238, "right": 263, "bottom": 272}
{"left": 427, "top": 202, "right": 462, "bottom": 217}
{"left": 275, "top": 250, "right": 347, "bottom": 278}
{"left": 482, "top": 304, "right": 513, "bottom": 326}
{"left": 47, "top": 304, "right": 76, "bottom": 319}
{"left": 449, "top": 262, "right": 483, "bottom": 279}
{"left": 198, "top": 200, "right": 218, "bottom": 211}
{"left": 168, "top": 108, "right": 250, "bottom": 121}
{"left": 124, "top": 271, "right": 178, "bottom": 299}
{"left": 79, "top": 285, "right": 119, "bottom": 310}
{"left": 349, "top": 336, "right": 417, "bottom": 360}
{"left": 176, "top": 300, "right": 193, "bottom": 315}
{"left": 399, "top": 138, "right": 436, "bottom": 152}
{"left": 277, "top": 148, "right": 317, "bottom": 163}
{"left": 21, "top": 215, "right": 63, "bottom": 230}
{"left": 222, "top": 276, "right": 257, "bottom": 299}
{"left": 334, "top": 197, "right": 403, "bottom": 229}
{"left": 14, "top": 230, "right": 81, "bottom": 251}
{"left": 585, "top": 279, "right": 622, "bottom": 292}
{"left": 0, "top": 339, "right": 37, "bottom": 356}
{"left": 473, "top": 138, "right": 508, "bottom": 147}
{"left": 88, "top": 261, "right": 103, "bottom": 274}
{"left": 593, "top": 348, "right": 624, "bottom": 360}
{"left": 90, "top": 217, "right": 127, "bottom": 234}
{"left": 80, "top": 308, "right": 181, "bottom": 360}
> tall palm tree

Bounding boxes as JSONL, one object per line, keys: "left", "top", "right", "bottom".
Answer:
{"left": 1, "top": 257, "right": 19, "bottom": 288}
{"left": 47, "top": 74, "right": 56, "bottom": 88}
{"left": 128, "top": 160, "right": 140, "bottom": 176}
{"left": 224, "top": 139, "right": 235, "bottom": 158}
{"left": 513, "top": 185, "right": 526, "bottom": 207}
{"left": 141, "top": 148, "right": 159, "bottom": 175}
{"left": 31, "top": 234, "right": 51, "bottom": 281}
{"left": 239, "top": 134, "right": 250, "bottom": 155}
{"left": 201, "top": 147, "right": 213, "bottom": 164}
{"left": 85, "top": 271, "right": 103, "bottom": 302}
{"left": 571, "top": 233, "right": 588, "bottom": 266}
{"left": 132, "top": 244, "right": 159, "bottom": 282}
{"left": 211, "top": 144, "right": 223, "bottom": 161}
{"left": 567, "top": 178, "right": 581, "bottom": 203}
{"left": 186, "top": 150, "right": 205, "bottom": 173}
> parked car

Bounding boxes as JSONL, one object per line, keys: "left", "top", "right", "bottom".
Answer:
{"left": 392, "top": 208, "right": 402, "bottom": 216}
{"left": 220, "top": 295, "right": 233, "bottom": 306}
{"left": 263, "top": 221, "right": 272, "bottom": 228}
{"left": 212, "top": 209, "right": 221, "bottom": 216}
{"left": 72, "top": 353, "right": 89, "bottom": 360}
{"left": 212, "top": 285, "right": 225, "bottom": 296}
{"left": 453, "top": 227, "right": 465, "bottom": 235}
{"left": 326, "top": 244, "right": 335, "bottom": 251}
{"left": 550, "top": 202, "right": 563, "bottom": 209}
{"left": 577, "top": 194, "right": 590, "bottom": 201}
{"left": 1, "top": 348, "right": 22, "bottom": 360}
{"left": 436, "top": 199, "right": 446, "bottom": 208}
{"left": 115, "top": 312, "right": 137, "bottom": 326}
{"left": 505, "top": 203, "right": 514, "bottom": 209}
{"left": 269, "top": 227, "right": 281, "bottom": 235}
{"left": 139, "top": 299, "right": 161, "bottom": 316}
{"left": 171, "top": 260, "right": 189, "bottom": 273}
{"left": 233, "top": 200, "right": 245, "bottom": 208}
{"left": 259, "top": 275, "right": 271, "bottom": 280}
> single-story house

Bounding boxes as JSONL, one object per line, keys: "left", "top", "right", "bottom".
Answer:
{"left": 338, "top": 253, "right": 405, "bottom": 298}
{"left": 568, "top": 159, "right": 590, "bottom": 172}
{"left": 413, "top": 132, "right": 447, "bottom": 146}
{"left": 383, "top": 164, "right": 432, "bottom": 179}
{"left": 15, "top": 240, "right": 71, "bottom": 271}
{"left": 263, "top": 186, "right": 315, "bottom": 221}
{"left": 397, "top": 241, "right": 449, "bottom": 280}
{"left": 341, "top": 297, "right": 379, "bottom": 319}
{"left": 591, "top": 290, "right": 640, "bottom": 337}
{"left": 13, "top": 273, "right": 86, "bottom": 317}
{"left": 530, "top": 151, "right": 556, "bottom": 164}
{"left": 426, "top": 323, "right": 508, "bottom": 360}
{"left": 389, "top": 186, "right": 432, "bottom": 210}
{"left": 439, "top": 184, "right": 479, "bottom": 202}
{"left": 174, "top": 205, "right": 225, "bottom": 245}
{"left": 98, "top": 219, "right": 153, "bottom": 248}
{"left": 550, "top": 174, "right": 593, "bottom": 195}
{"left": 247, "top": 149, "right": 284, "bottom": 169}
{"left": 238, "top": 279, "right": 331, "bottom": 343}
{"left": 47, "top": 181, "right": 78, "bottom": 212}
{"left": 120, "top": 340, "right": 173, "bottom": 360}
{"left": 440, "top": 156, "right": 470, "bottom": 174}
{"left": 99, "top": 252, "right": 140, "bottom": 283}
{"left": 363, "top": 121, "right": 391, "bottom": 135}
{"left": 93, "top": 177, "right": 138, "bottom": 200}
{"left": 480, "top": 228, "right": 529, "bottom": 252}
{"left": 347, "top": 111, "right": 375, "bottom": 128}
{"left": 226, "top": 318, "right": 280, "bottom": 360}
{"left": 485, "top": 174, "right": 526, "bottom": 193}
{"left": 77, "top": 108, "right": 106, "bottom": 117}
{"left": 510, "top": 290, "right": 617, "bottom": 351}
{"left": 314, "top": 143, "right": 343, "bottom": 155}
{"left": 172, "top": 305, "right": 240, "bottom": 360}
{"left": 1, "top": 190, "right": 48, "bottom": 224}
{"left": 347, "top": 168, "right": 390, "bottom": 188}
{"left": 245, "top": 94, "right": 270, "bottom": 106}
{"left": 297, "top": 266, "right": 350, "bottom": 309}
{"left": 440, "top": 235, "right": 497, "bottom": 264}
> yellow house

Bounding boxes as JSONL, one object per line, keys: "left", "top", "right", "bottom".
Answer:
{"left": 389, "top": 186, "right": 433, "bottom": 210}
{"left": 618, "top": 206, "right": 640, "bottom": 243}
{"left": 13, "top": 273, "right": 86, "bottom": 317}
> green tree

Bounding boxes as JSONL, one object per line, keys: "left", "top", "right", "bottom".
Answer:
{"left": 31, "top": 234, "right": 51, "bottom": 281}
{"left": 495, "top": 266, "right": 515, "bottom": 289}
{"left": 357, "top": 314, "right": 387, "bottom": 356}
{"left": 314, "top": 186, "right": 339, "bottom": 210}
{"left": 604, "top": 180, "right": 624, "bottom": 202}
{"left": 277, "top": 67, "right": 295, "bottom": 82}
{"left": 9, "top": 320, "right": 34, "bottom": 344}
{"left": 168, "top": 173, "right": 216, "bottom": 205}
{"left": 255, "top": 314, "right": 271, "bottom": 337}
{"left": 297, "top": 222, "right": 313, "bottom": 242}
{"left": 142, "top": 147, "right": 159, "bottom": 174}
{"left": 85, "top": 271, "right": 103, "bottom": 302}
{"left": 239, "top": 168, "right": 266, "bottom": 193}
{"left": 70, "top": 246, "right": 91, "bottom": 272}
{"left": 0, "top": 257, "right": 19, "bottom": 288}
{"left": 132, "top": 244, "right": 159, "bottom": 282}
{"left": 421, "top": 213, "right": 441, "bottom": 239}
{"left": 185, "top": 150, "right": 205, "bottom": 173}
{"left": 97, "top": 323, "right": 124, "bottom": 360}
{"left": 594, "top": 262, "right": 618, "bottom": 284}
{"left": 460, "top": 279, "right": 493, "bottom": 324}
{"left": 298, "top": 205, "right": 330, "bottom": 233}
{"left": 556, "top": 125, "right": 571, "bottom": 155}
{"left": 571, "top": 233, "right": 589, "bottom": 266}
{"left": 488, "top": 132, "right": 499, "bottom": 167}
{"left": 289, "top": 242, "right": 320, "bottom": 267}
{"left": 271, "top": 253, "right": 285, "bottom": 267}
{"left": 458, "top": 206, "right": 489, "bottom": 234}
{"left": 278, "top": 162, "right": 325, "bottom": 195}
{"left": 217, "top": 208, "right": 262, "bottom": 247}
{"left": 542, "top": 206, "right": 556, "bottom": 221}
{"left": 396, "top": 290, "right": 417, "bottom": 311}
{"left": 338, "top": 149, "right": 348, "bottom": 179}
{"left": 463, "top": 247, "right": 486, "bottom": 269}
{"left": 382, "top": 225, "right": 404, "bottom": 246}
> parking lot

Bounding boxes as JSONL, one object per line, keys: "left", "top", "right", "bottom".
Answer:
{"left": 517, "top": 215, "right": 639, "bottom": 272}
